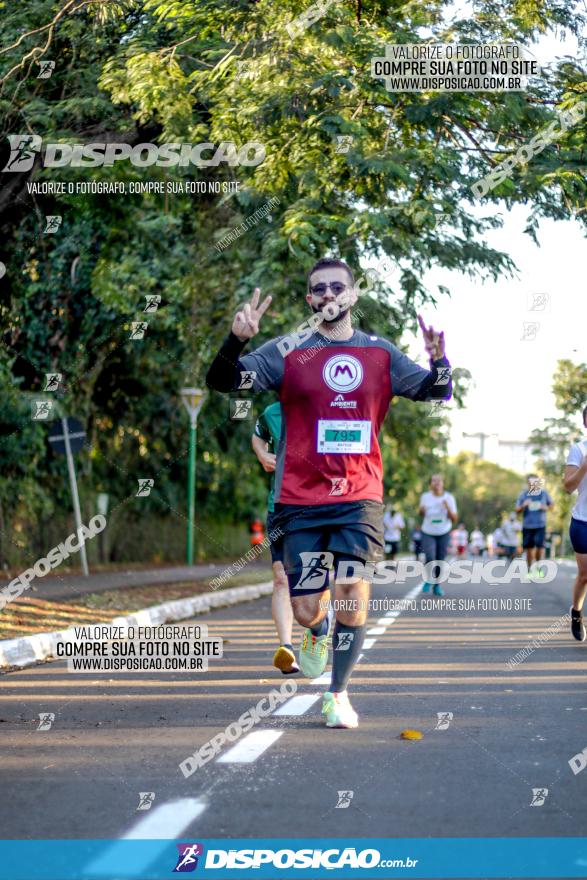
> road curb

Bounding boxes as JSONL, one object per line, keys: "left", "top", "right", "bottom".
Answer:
{"left": 0, "top": 581, "right": 273, "bottom": 671}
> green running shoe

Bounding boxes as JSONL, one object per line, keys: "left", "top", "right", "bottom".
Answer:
{"left": 322, "top": 690, "right": 359, "bottom": 729}
{"left": 299, "top": 629, "right": 329, "bottom": 678}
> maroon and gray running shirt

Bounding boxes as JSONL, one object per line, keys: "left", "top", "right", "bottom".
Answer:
{"left": 206, "top": 328, "right": 451, "bottom": 506}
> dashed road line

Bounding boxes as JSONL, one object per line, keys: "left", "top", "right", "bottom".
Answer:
{"left": 217, "top": 730, "right": 283, "bottom": 763}
{"left": 273, "top": 693, "right": 321, "bottom": 715}
{"left": 86, "top": 798, "right": 206, "bottom": 877}
{"left": 121, "top": 798, "right": 206, "bottom": 838}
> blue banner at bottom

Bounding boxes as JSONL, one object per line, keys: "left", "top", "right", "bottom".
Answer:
{"left": 1, "top": 838, "right": 587, "bottom": 879}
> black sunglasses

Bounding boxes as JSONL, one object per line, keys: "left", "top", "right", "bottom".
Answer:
{"left": 309, "top": 282, "right": 348, "bottom": 296}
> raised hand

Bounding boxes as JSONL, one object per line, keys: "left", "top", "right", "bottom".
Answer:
{"left": 418, "top": 314, "right": 445, "bottom": 360}
{"left": 232, "top": 287, "right": 272, "bottom": 341}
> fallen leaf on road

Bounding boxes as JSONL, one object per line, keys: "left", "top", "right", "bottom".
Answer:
{"left": 400, "top": 729, "right": 423, "bottom": 741}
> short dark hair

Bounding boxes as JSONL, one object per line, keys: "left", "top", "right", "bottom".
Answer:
{"left": 307, "top": 258, "right": 355, "bottom": 291}
{"left": 526, "top": 473, "right": 539, "bottom": 481}
{"left": 583, "top": 404, "right": 587, "bottom": 427}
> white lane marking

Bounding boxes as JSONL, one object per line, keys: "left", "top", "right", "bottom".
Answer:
{"left": 311, "top": 671, "right": 331, "bottom": 685}
{"left": 273, "top": 694, "right": 321, "bottom": 716}
{"left": 85, "top": 798, "right": 206, "bottom": 877}
{"left": 376, "top": 617, "right": 395, "bottom": 626}
{"left": 362, "top": 638, "right": 376, "bottom": 649}
{"left": 122, "top": 798, "right": 206, "bottom": 838}
{"left": 217, "top": 730, "right": 282, "bottom": 763}
{"left": 367, "top": 627, "right": 385, "bottom": 635}
{"left": 385, "top": 610, "right": 401, "bottom": 617}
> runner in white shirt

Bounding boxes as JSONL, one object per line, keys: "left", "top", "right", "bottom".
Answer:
{"left": 492, "top": 527, "right": 504, "bottom": 556}
{"left": 383, "top": 507, "right": 405, "bottom": 561}
{"left": 418, "top": 474, "right": 458, "bottom": 596}
{"left": 498, "top": 513, "right": 521, "bottom": 560}
{"left": 469, "top": 528, "right": 486, "bottom": 557}
{"left": 563, "top": 405, "right": 587, "bottom": 641}
{"left": 455, "top": 523, "right": 469, "bottom": 556}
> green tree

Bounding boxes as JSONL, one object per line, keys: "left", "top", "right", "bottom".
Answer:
{"left": 444, "top": 451, "right": 524, "bottom": 535}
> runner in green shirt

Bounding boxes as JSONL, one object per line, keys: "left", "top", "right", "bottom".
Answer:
{"left": 252, "top": 402, "right": 299, "bottom": 674}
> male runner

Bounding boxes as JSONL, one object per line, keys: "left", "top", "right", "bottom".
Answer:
{"left": 206, "top": 258, "right": 451, "bottom": 728}
{"left": 515, "top": 475, "right": 553, "bottom": 569}
{"left": 563, "top": 404, "right": 587, "bottom": 641}
{"left": 252, "top": 401, "right": 299, "bottom": 674}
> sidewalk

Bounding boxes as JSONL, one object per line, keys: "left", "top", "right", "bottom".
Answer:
{"left": 0, "top": 578, "right": 274, "bottom": 671}
{"left": 0, "top": 561, "right": 269, "bottom": 602}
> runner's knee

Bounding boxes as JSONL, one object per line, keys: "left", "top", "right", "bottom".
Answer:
{"left": 334, "top": 579, "right": 369, "bottom": 625}
{"left": 272, "top": 567, "right": 289, "bottom": 591}
{"left": 291, "top": 595, "right": 324, "bottom": 628}
{"left": 336, "top": 605, "right": 367, "bottom": 626}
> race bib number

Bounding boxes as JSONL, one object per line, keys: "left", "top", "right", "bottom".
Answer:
{"left": 317, "top": 420, "right": 371, "bottom": 454}
{"left": 427, "top": 497, "right": 449, "bottom": 525}
{"left": 528, "top": 500, "right": 542, "bottom": 512}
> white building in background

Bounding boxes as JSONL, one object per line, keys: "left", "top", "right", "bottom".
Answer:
{"left": 452, "top": 430, "right": 537, "bottom": 474}
{"left": 494, "top": 439, "right": 537, "bottom": 474}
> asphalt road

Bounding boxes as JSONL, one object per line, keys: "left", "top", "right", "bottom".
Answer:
{"left": 1, "top": 558, "right": 586, "bottom": 858}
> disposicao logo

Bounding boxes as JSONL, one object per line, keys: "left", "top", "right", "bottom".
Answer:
{"left": 2, "top": 135, "right": 266, "bottom": 172}
{"left": 173, "top": 843, "right": 204, "bottom": 873}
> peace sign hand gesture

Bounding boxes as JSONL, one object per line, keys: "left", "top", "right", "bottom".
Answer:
{"left": 232, "top": 287, "right": 272, "bottom": 341}
{"left": 418, "top": 314, "right": 445, "bottom": 361}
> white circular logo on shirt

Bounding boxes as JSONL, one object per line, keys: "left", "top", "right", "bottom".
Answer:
{"left": 322, "top": 355, "right": 363, "bottom": 393}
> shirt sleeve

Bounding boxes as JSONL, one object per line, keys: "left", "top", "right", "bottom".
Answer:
{"left": 205, "top": 333, "right": 284, "bottom": 393}
{"left": 447, "top": 493, "right": 457, "bottom": 515}
{"left": 254, "top": 412, "right": 271, "bottom": 443}
{"left": 567, "top": 443, "right": 584, "bottom": 468}
{"left": 240, "top": 338, "right": 285, "bottom": 392}
{"left": 388, "top": 342, "right": 452, "bottom": 402}
{"left": 516, "top": 491, "right": 525, "bottom": 507}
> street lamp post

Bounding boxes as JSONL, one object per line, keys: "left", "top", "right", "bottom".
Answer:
{"left": 180, "top": 387, "right": 206, "bottom": 565}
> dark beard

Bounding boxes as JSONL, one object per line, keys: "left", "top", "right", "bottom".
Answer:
{"left": 311, "top": 303, "right": 351, "bottom": 324}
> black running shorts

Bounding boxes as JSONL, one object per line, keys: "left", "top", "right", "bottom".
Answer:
{"left": 272, "top": 501, "right": 385, "bottom": 595}
{"left": 522, "top": 527, "right": 545, "bottom": 549}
